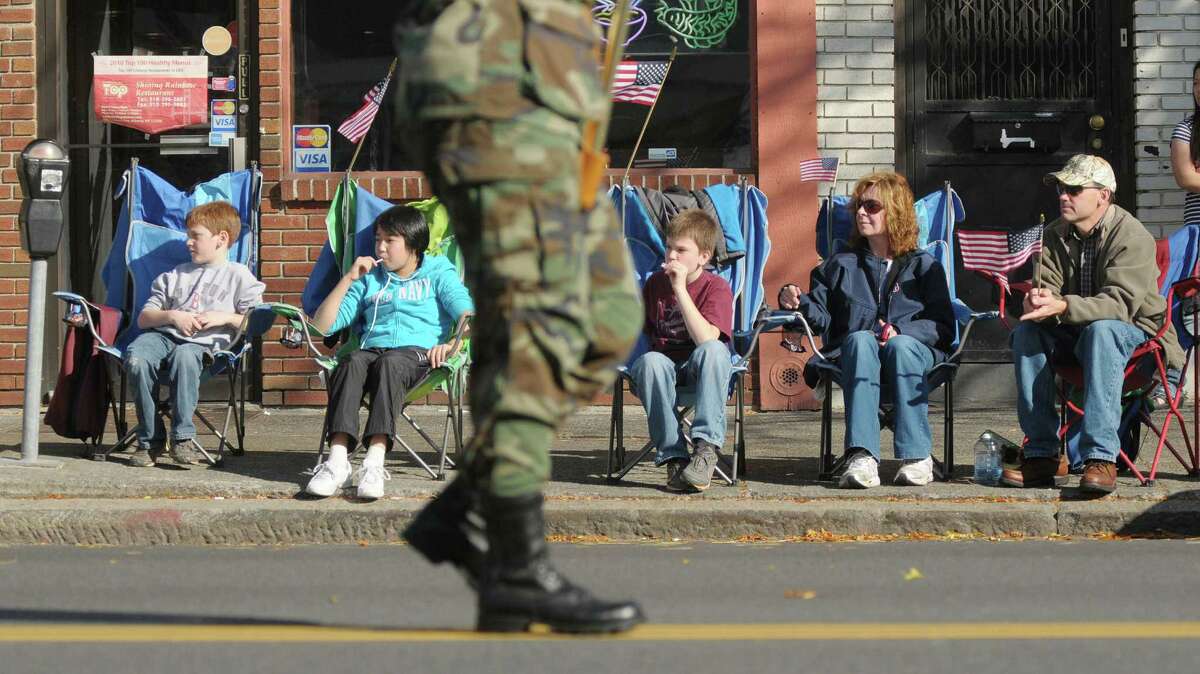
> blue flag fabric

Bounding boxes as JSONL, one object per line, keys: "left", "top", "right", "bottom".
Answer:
{"left": 301, "top": 181, "right": 393, "bottom": 315}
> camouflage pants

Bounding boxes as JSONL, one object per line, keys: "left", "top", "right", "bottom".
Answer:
{"left": 398, "top": 0, "right": 641, "bottom": 497}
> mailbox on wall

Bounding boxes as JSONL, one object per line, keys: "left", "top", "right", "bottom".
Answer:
{"left": 969, "top": 113, "right": 1062, "bottom": 153}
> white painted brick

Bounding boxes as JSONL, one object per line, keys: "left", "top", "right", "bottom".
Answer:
{"left": 1184, "top": 47, "right": 1200, "bottom": 60}
{"left": 1163, "top": 95, "right": 1196, "bottom": 110}
{"left": 817, "top": 22, "right": 846, "bottom": 37}
{"left": 1163, "top": 192, "right": 1186, "bottom": 207}
{"left": 873, "top": 38, "right": 895, "bottom": 53}
{"left": 1158, "top": 0, "right": 1198, "bottom": 13}
{"left": 818, "top": 118, "right": 848, "bottom": 133}
{"left": 1135, "top": 16, "right": 1184, "bottom": 31}
{"left": 845, "top": 7, "right": 873, "bottom": 21}
{"left": 1160, "top": 63, "right": 1196, "bottom": 78}
{"left": 848, "top": 117, "right": 894, "bottom": 133}
{"left": 872, "top": 102, "right": 893, "bottom": 116}
{"left": 1134, "top": 33, "right": 1158, "bottom": 48}
{"left": 826, "top": 38, "right": 874, "bottom": 53}
{"left": 1137, "top": 47, "right": 1185, "bottom": 62}
{"left": 872, "top": 6, "right": 893, "bottom": 21}
{"left": 873, "top": 70, "right": 895, "bottom": 85}
{"left": 846, "top": 0, "right": 892, "bottom": 4}
{"left": 1138, "top": 175, "right": 1182, "bottom": 191}
{"left": 1187, "top": 16, "right": 1200, "bottom": 30}
{"left": 1137, "top": 79, "right": 1183, "bottom": 94}
{"left": 846, "top": 22, "right": 893, "bottom": 38}
{"left": 1140, "top": 206, "right": 1185, "bottom": 223}
{"left": 1137, "top": 126, "right": 1163, "bottom": 142}
{"left": 1137, "top": 95, "right": 1163, "bottom": 110}
{"left": 847, "top": 149, "right": 894, "bottom": 164}
{"left": 1161, "top": 32, "right": 1200, "bottom": 46}
{"left": 817, "top": 53, "right": 847, "bottom": 69}
{"left": 824, "top": 70, "right": 873, "bottom": 85}
{"left": 1133, "top": 0, "right": 1158, "bottom": 12}
{"left": 824, "top": 101, "right": 876, "bottom": 117}
{"left": 819, "top": 85, "right": 849, "bottom": 100}
{"left": 847, "top": 53, "right": 893, "bottom": 68}
{"left": 1139, "top": 110, "right": 1187, "bottom": 125}
{"left": 818, "top": 6, "right": 847, "bottom": 21}
{"left": 1141, "top": 192, "right": 1163, "bottom": 207}
{"left": 848, "top": 85, "right": 894, "bottom": 101}
{"left": 1136, "top": 63, "right": 1161, "bottom": 79}
{"left": 872, "top": 134, "right": 895, "bottom": 148}
{"left": 824, "top": 133, "right": 873, "bottom": 149}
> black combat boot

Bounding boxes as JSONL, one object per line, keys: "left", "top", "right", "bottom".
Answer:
{"left": 476, "top": 493, "right": 646, "bottom": 634}
{"left": 403, "top": 476, "right": 487, "bottom": 588}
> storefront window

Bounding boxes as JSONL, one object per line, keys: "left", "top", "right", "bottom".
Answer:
{"left": 290, "top": 1, "right": 752, "bottom": 173}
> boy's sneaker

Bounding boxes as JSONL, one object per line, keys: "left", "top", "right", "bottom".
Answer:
{"left": 305, "top": 458, "right": 352, "bottom": 497}
{"left": 894, "top": 456, "right": 935, "bottom": 486}
{"left": 663, "top": 458, "right": 690, "bottom": 492}
{"left": 353, "top": 464, "right": 391, "bottom": 500}
{"left": 838, "top": 449, "right": 880, "bottom": 489}
{"left": 128, "top": 448, "right": 155, "bottom": 468}
{"left": 681, "top": 440, "right": 720, "bottom": 492}
{"left": 169, "top": 439, "right": 203, "bottom": 466}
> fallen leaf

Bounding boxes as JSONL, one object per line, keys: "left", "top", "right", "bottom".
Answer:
{"left": 783, "top": 590, "right": 817, "bottom": 600}
{"left": 904, "top": 567, "right": 923, "bottom": 581}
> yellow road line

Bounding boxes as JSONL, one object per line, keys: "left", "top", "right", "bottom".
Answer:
{"left": 2, "top": 622, "right": 1200, "bottom": 643}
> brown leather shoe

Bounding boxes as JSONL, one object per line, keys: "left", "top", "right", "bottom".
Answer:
{"left": 1079, "top": 460, "right": 1118, "bottom": 494}
{"left": 1018, "top": 455, "right": 1064, "bottom": 488}
{"left": 1001, "top": 452, "right": 1069, "bottom": 488}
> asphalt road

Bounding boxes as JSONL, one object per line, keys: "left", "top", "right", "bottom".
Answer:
{"left": 2, "top": 540, "right": 1199, "bottom": 673}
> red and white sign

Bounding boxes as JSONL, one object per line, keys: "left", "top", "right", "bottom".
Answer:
{"left": 92, "top": 55, "right": 208, "bottom": 135}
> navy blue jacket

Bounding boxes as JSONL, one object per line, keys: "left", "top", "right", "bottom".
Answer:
{"left": 797, "top": 246, "right": 956, "bottom": 363}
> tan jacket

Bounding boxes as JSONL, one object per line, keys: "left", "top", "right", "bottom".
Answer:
{"left": 1039, "top": 204, "right": 1184, "bottom": 369}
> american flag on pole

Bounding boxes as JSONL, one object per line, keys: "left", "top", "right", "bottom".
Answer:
{"left": 957, "top": 224, "right": 1044, "bottom": 294}
{"left": 611, "top": 61, "right": 668, "bottom": 106}
{"left": 799, "top": 156, "right": 840, "bottom": 183}
{"left": 337, "top": 73, "right": 392, "bottom": 143}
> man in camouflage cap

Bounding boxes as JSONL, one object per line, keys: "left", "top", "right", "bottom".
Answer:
{"left": 394, "top": 0, "right": 645, "bottom": 632}
{"left": 1012, "top": 154, "right": 1183, "bottom": 494}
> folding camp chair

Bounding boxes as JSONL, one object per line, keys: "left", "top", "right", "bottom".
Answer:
{"left": 52, "top": 159, "right": 267, "bottom": 465}
{"left": 290, "top": 179, "right": 472, "bottom": 480}
{"left": 772, "top": 182, "right": 998, "bottom": 482}
{"left": 1014, "top": 225, "right": 1200, "bottom": 486}
{"left": 606, "top": 179, "right": 771, "bottom": 485}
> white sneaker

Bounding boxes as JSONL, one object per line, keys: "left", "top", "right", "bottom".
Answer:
{"left": 839, "top": 450, "right": 880, "bottom": 489}
{"left": 353, "top": 464, "right": 391, "bottom": 500}
{"left": 894, "top": 456, "right": 935, "bottom": 486}
{"left": 305, "top": 458, "right": 351, "bottom": 497}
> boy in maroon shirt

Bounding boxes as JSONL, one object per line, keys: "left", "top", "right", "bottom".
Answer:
{"left": 630, "top": 209, "right": 734, "bottom": 492}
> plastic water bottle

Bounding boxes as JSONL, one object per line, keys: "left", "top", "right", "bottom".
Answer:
{"left": 973, "top": 431, "right": 1003, "bottom": 486}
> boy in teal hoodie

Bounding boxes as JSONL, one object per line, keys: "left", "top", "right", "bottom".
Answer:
{"left": 306, "top": 205, "right": 473, "bottom": 499}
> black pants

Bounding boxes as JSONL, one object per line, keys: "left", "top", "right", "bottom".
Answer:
{"left": 324, "top": 347, "right": 431, "bottom": 449}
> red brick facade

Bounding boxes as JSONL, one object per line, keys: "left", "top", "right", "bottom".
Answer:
{"left": 0, "top": 0, "right": 34, "bottom": 407}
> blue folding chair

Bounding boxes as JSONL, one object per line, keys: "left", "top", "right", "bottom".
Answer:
{"left": 606, "top": 179, "right": 772, "bottom": 485}
{"left": 53, "top": 158, "right": 272, "bottom": 465}
{"left": 771, "top": 182, "right": 998, "bottom": 481}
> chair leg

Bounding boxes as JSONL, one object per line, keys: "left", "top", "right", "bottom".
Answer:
{"left": 942, "top": 376, "right": 954, "bottom": 481}
{"left": 735, "top": 373, "right": 746, "bottom": 479}
{"left": 819, "top": 377, "right": 834, "bottom": 481}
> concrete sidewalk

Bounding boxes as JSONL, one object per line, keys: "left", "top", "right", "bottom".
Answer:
{"left": 1, "top": 405, "right": 1198, "bottom": 545}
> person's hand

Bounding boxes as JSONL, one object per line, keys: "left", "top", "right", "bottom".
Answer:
{"left": 195, "top": 311, "right": 237, "bottom": 330}
{"left": 779, "top": 284, "right": 802, "bottom": 310}
{"left": 662, "top": 260, "right": 688, "bottom": 290}
{"left": 169, "top": 310, "right": 204, "bottom": 336}
{"left": 427, "top": 342, "right": 457, "bottom": 369}
{"left": 1020, "top": 287, "right": 1067, "bottom": 322}
{"left": 876, "top": 319, "right": 898, "bottom": 346}
{"left": 348, "top": 256, "right": 378, "bottom": 281}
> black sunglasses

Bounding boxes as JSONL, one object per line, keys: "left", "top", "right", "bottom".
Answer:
{"left": 1055, "top": 183, "right": 1101, "bottom": 197}
{"left": 855, "top": 199, "right": 885, "bottom": 215}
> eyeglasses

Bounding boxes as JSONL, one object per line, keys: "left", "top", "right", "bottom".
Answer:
{"left": 855, "top": 199, "right": 885, "bottom": 215}
{"left": 1055, "top": 183, "right": 1102, "bottom": 197}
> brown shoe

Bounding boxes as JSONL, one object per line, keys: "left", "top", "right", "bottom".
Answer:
{"left": 1001, "top": 452, "right": 1069, "bottom": 488}
{"left": 1079, "top": 460, "right": 1118, "bottom": 494}
{"left": 1018, "top": 455, "right": 1063, "bottom": 488}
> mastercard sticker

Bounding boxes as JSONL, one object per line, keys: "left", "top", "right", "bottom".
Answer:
{"left": 210, "top": 99, "right": 236, "bottom": 117}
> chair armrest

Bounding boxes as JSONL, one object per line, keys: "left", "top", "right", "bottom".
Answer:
{"left": 53, "top": 291, "right": 118, "bottom": 350}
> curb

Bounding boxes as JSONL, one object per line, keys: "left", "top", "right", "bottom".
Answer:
{"left": 1, "top": 497, "right": 1197, "bottom": 546}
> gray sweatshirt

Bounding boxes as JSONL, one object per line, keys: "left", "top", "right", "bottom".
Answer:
{"left": 142, "top": 260, "right": 266, "bottom": 351}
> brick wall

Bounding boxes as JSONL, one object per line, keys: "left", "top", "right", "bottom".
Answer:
{"left": 0, "top": 0, "right": 34, "bottom": 406}
{"left": 1132, "top": 0, "right": 1200, "bottom": 238}
{"left": 815, "top": 0, "right": 895, "bottom": 196}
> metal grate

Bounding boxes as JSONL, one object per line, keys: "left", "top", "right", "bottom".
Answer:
{"left": 925, "top": 0, "right": 1096, "bottom": 101}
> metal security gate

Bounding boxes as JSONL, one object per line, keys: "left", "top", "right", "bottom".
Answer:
{"left": 898, "top": 0, "right": 1134, "bottom": 363}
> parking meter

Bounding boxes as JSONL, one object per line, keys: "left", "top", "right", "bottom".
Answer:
{"left": 17, "top": 139, "right": 70, "bottom": 259}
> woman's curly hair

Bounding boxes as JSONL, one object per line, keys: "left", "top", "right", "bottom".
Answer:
{"left": 849, "top": 171, "right": 918, "bottom": 257}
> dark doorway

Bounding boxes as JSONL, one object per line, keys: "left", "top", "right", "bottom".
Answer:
{"left": 898, "top": 0, "right": 1134, "bottom": 362}
{"left": 62, "top": 0, "right": 257, "bottom": 399}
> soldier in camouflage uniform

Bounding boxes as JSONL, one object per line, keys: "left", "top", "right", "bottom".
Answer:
{"left": 394, "top": 0, "right": 645, "bottom": 633}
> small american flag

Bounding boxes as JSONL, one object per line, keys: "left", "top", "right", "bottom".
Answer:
{"left": 337, "top": 73, "right": 392, "bottom": 143}
{"left": 799, "top": 156, "right": 839, "bottom": 183}
{"left": 957, "top": 224, "right": 1044, "bottom": 294}
{"left": 611, "top": 61, "right": 667, "bottom": 106}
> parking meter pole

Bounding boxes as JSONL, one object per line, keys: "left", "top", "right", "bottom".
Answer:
{"left": 21, "top": 258, "right": 46, "bottom": 460}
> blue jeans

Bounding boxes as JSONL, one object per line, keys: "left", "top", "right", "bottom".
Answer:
{"left": 629, "top": 341, "right": 734, "bottom": 465}
{"left": 1012, "top": 319, "right": 1148, "bottom": 463}
{"left": 125, "top": 331, "right": 207, "bottom": 449}
{"left": 840, "top": 331, "right": 936, "bottom": 460}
